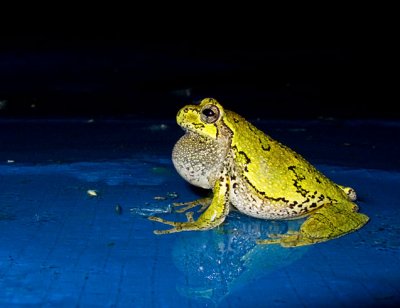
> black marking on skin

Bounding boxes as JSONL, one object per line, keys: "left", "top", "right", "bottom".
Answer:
{"left": 326, "top": 196, "right": 337, "bottom": 203}
{"left": 213, "top": 114, "right": 336, "bottom": 215}
{"left": 213, "top": 123, "right": 219, "bottom": 138}
{"left": 288, "top": 166, "right": 310, "bottom": 198}
{"left": 233, "top": 160, "right": 316, "bottom": 211}
{"left": 238, "top": 150, "right": 251, "bottom": 164}
{"left": 301, "top": 198, "right": 310, "bottom": 205}
{"left": 259, "top": 137, "right": 271, "bottom": 151}
{"left": 242, "top": 176, "right": 291, "bottom": 205}
{"left": 252, "top": 133, "right": 271, "bottom": 151}
{"left": 193, "top": 123, "right": 205, "bottom": 129}
{"left": 231, "top": 145, "right": 251, "bottom": 172}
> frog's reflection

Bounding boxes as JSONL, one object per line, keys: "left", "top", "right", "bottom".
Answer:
{"left": 171, "top": 214, "right": 308, "bottom": 305}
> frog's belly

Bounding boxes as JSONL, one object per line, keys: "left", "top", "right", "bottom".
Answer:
{"left": 229, "top": 182, "right": 304, "bottom": 220}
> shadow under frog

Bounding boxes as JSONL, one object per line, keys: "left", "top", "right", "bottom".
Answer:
{"left": 170, "top": 213, "right": 308, "bottom": 305}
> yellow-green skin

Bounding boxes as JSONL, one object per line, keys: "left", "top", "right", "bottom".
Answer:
{"left": 149, "top": 98, "right": 369, "bottom": 247}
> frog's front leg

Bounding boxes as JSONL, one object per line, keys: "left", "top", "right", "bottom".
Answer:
{"left": 258, "top": 201, "right": 369, "bottom": 247}
{"left": 149, "top": 176, "right": 230, "bottom": 234}
{"left": 172, "top": 197, "right": 212, "bottom": 213}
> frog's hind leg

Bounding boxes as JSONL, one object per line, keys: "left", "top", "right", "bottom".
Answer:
{"left": 257, "top": 201, "right": 369, "bottom": 247}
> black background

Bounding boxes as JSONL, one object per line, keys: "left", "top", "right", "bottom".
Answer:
{"left": 0, "top": 35, "right": 388, "bottom": 119}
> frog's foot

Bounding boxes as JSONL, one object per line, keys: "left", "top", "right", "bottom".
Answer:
{"left": 149, "top": 176, "right": 231, "bottom": 235}
{"left": 149, "top": 212, "right": 197, "bottom": 234}
{"left": 257, "top": 201, "right": 369, "bottom": 247}
{"left": 173, "top": 197, "right": 212, "bottom": 213}
{"left": 149, "top": 207, "right": 227, "bottom": 234}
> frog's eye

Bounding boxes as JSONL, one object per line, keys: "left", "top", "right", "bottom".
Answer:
{"left": 200, "top": 105, "right": 220, "bottom": 124}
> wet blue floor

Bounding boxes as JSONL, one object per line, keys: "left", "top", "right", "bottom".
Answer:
{"left": 1, "top": 118, "right": 400, "bottom": 307}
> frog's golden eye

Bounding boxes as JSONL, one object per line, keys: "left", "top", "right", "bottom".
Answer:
{"left": 200, "top": 105, "right": 220, "bottom": 124}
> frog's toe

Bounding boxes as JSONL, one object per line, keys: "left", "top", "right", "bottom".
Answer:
{"left": 148, "top": 215, "right": 173, "bottom": 225}
{"left": 148, "top": 216, "right": 180, "bottom": 234}
{"left": 148, "top": 213, "right": 196, "bottom": 234}
{"left": 153, "top": 227, "right": 180, "bottom": 235}
{"left": 173, "top": 197, "right": 211, "bottom": 213}
{"left": 151, "top": 221, "right": 200, "bottom": 234}
{"left": 173, "top": 203, "right": 198, "bottom": 213}
{"left": 148, "top": 212, "right": 194, "bottom": 224}
{"left": 172, "top": 202, "right": 195, "bottom": 213}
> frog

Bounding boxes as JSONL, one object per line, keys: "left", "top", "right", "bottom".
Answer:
{"left": 148, "top": 98, "right": 369, "bottom": 247}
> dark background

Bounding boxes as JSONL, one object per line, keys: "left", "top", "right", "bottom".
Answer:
{"left": 0, "top": 36, "right": 388, "bottom": 119}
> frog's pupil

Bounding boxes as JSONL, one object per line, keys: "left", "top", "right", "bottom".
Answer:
{"left": 203, "top": 109, "right": 214, "bottom": 117}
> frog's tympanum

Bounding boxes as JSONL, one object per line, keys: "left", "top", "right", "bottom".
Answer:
{"left": 149, "top": 98, "right": 369, "bottom": 247}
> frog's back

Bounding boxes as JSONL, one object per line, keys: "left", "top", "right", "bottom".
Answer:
{"left": 225, "top": 111, "right": 350, "bottom": 219}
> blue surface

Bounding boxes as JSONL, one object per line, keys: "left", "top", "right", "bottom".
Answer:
{"left": 1, "top": 118, "right": 400, "bottom": 307}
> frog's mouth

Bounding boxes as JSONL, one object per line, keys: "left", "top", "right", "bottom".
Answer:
{"left": 182, "top": 128, "right": 214, "bottom": 142}
{"left": 179, "top": 122, "right": 205, "bottom": 132}
{"left": 182, "top": 128, "right": 201, "bottom": 138}
{"left": 179, "top": 122, "right": 218, "bottom": 141}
